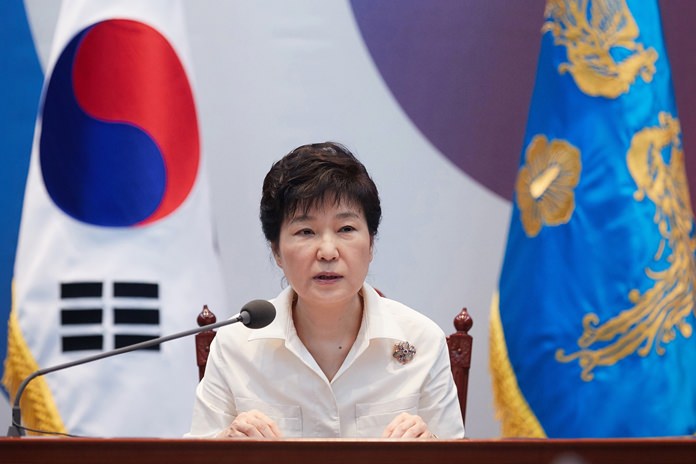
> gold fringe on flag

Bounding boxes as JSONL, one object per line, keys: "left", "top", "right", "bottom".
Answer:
{"left": 2, "top": 284, "right": 66, "bottom": 436}
{"left": 489, "top": 292, "right": 546, "bottom": 437}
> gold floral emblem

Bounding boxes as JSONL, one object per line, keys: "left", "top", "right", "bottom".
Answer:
{"left": 516, "top": 135, "right": 582, "bottom": 237}
{"left": 557, "top": 113, "right": 696, "bottom": 381}
{"left": 543, "top": 0, "right": 658, "bottom": 98}
{"left": 393, "top": 341, "right": 416, "bottom": 365}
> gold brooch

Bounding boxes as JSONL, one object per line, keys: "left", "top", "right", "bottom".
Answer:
{"left": 392, "top": 341, "right": 416, "bottom": 365}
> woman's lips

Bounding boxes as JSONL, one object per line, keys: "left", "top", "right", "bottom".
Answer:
{"left": 314, "top": 272, "right": 342, "bottom": 282}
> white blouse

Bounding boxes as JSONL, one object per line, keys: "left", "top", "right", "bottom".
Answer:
{"left": 187, "top": 283, "right": 465, "bottom": 438}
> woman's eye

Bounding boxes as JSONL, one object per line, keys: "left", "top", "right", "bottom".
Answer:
{"left": 339, "top": 225, "right": 356, "bottom": 233}
{"left": 297, "top": 229, "right": 314, "bottom": 236}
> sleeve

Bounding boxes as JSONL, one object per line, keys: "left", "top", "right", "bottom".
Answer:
{"left": 185, "top": 335, "right": 238, "bottom": 438}
{"left": 417, "top": 335, "right": 466, "bottom": 438}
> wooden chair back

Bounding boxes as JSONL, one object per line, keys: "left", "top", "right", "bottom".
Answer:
{"left": 195, "top": 305, "right": 217, "bottom": 381}
{"left": 195, "top": 304, "right": 473, "bottom": 428}
{"left": 446, "top": 307, "right": 473, "bottom": 426}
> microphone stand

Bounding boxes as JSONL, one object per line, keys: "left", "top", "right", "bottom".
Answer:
{"left": 7, "top": 313, "right": 247, "bottom": 437}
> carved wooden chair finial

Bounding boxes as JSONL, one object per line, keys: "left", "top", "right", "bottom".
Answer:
{"left": 446, "top": 307, "right": 473, "bottom": 427}
{"left": 195, "top": 305, "right": 217, "bottom": 380}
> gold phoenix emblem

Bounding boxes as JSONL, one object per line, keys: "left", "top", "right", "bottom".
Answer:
{"left": 557, "top": 113, "right": 696, "bottom": 381}
{"left": 543, "top": 0, "right": 658, "bottom": 98}
{"left": 516, "top": 135, "right": 582, "bottom": 237}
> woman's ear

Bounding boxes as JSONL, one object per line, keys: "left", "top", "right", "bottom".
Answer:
{"left": 272, "top": 244, "right": 282, "bottom": 267}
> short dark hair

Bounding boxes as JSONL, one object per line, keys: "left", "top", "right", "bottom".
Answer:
{"left": 260, "top": 142, "right": 381, "bottom": 247}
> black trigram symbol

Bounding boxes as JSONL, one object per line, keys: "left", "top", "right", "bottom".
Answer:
{"left": 60, "top": 281, "right": 160, "bottom": 352}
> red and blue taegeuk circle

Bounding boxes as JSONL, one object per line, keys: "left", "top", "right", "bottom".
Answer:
{"left": 40, "top": 19, "right": 199, "bottom": 227}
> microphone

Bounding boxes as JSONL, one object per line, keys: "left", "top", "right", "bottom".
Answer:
{"left": 238, "top": 299, "right": 276, "bottom": 329}
{"left": 7, "top": 299, "right": 276, "bottom": 437}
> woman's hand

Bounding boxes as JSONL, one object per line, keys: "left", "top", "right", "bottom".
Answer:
{"left": 381, "top": 412, "right": 435, "bottom": 439}
{"left": 216, "top": 409, "right": 282, "bottom": 439}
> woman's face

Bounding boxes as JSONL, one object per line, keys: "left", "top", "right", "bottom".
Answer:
{"left": 274, "top": 199, "right": 373, "bottom": 311}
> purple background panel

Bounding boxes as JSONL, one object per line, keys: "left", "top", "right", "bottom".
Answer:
{"left": 351, "top": 0, "right": 696, "bottom": 213}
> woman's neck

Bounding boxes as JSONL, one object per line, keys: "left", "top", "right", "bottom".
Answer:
{"left": 293, "top": 293, "right": 362, "bottom": 332}
{"left": 291, "top": 292, "right": 364, "bottom": 380}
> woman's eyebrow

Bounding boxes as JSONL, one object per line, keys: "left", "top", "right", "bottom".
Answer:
{"left": 289, "top": 209, "right": 360, "bottom": 224}
{"left": 335, "top": 211, "right": 360, "bottom": 219}
{"left": 288, "top": 214, "right": 313, "bottom": 224}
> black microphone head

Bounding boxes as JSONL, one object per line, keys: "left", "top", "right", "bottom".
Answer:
{"left": 240, "top": 299, "right": 276, "bottom": 329}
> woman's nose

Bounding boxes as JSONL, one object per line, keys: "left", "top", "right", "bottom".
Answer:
{"left": 317, "top": 234, "right": 339, "bottom": 261}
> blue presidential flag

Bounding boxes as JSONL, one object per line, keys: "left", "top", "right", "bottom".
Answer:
{"left": 491, "top": 0, "right": 696, "bottom": 437}
{"left": 0, "top": 0, "right": 43, "bottom": 388}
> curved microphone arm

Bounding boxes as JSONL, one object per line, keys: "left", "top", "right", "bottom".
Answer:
{"left": 7, "top": 312, "right": 247, "bottom": 437}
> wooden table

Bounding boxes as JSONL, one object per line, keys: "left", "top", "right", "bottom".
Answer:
{"left": 1, "top": 437, "right": 695, "bottom": 464}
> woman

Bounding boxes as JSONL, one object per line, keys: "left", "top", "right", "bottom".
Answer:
{"left": 188, "top": 142, "right": 464, "bottom": 439}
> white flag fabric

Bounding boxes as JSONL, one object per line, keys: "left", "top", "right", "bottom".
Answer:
{"left": 3, "top": 0, "right": 226, "bottom": 437}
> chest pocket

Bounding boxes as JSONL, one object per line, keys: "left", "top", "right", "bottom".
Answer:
{"left": 355, "top": 394, "right": 419, "bottom": 437}
{"left": 234, "top": 397, "right": 303, "bottom": 438}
